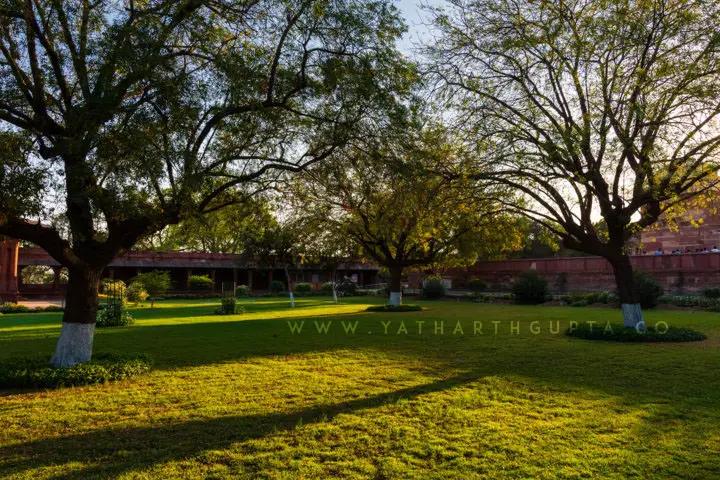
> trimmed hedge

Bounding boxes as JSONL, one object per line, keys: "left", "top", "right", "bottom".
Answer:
{"left": 188, "top": 275, "right": 214, "bottom": 291}
{"left": 566, "top": 323, "right": 706, "bottom": 343}
{"left": 269, "top": 280, "right": 286, "bottom": 294}
{"left": 235, "top": 285, "right": 250, "bottom": 297}
{"left": 0, "top": 353, "right": 152, "bottom": 389}
{"left": 295, "top": 282, "right": 313, "bottom": 294}
{"left": 0, "top": 302, "right": 64, "bottom": 314}
{"left": 366, "top": 304, "right": 423, "bottom": 312}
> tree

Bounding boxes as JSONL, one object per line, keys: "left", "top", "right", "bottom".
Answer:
{"left": 0, "top": 0, "right": 410, "bottom": 366}
{"left": 133, "top": 271, "right": 171, "bottom": 308}
{"left": 428, "top": 0, "right": 720, "bottom": 326}
{"left": 298, "top": 124, "right": 521, "bottom": 305}
{"left": 243, "top": 221, "right": 305, "bottom": 308}
{"left": 135, "top": 200, "right": 276, "bottom": 254}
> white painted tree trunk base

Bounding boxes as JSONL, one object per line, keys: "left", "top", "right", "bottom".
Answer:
{"left": 51, "top": 323, "right": 95, "bottom": 367}
{"left": 289, "top": 292, "right": 295, "bottom": 308}
{"left": 389, "top": 291, "right": 402, "bottom": 306}
{"left": 332, "top": 288, "right": 338, "bottom": 304}
{"left": 622, "top": 303, "right": 645, "bottom": 330}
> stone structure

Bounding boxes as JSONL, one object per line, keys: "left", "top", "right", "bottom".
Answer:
{"left": 0, "top": 238, "right": 20, "bottom": 302}
{"left": 640, "top": 208, "right": 720, "bottom": 252}
{"left": 409, "top": 252, "right": 720, "bottom": 294}
{"left": 9, "top": 247, "right": 380, "bottom": 299}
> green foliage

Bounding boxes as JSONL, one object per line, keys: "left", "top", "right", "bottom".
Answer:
{"left": 189, "top": 275, "right": 214, "bottom": 291}
{"left": 467, "top": 279, "right": 487, "bottom": 293}
{"left": 511, "top": 270, "right": 548, "bottom": 305}
{"left": 217, "top": 297, "right": 244, "bottom": 315}
{"left": 321, "top": 282, "right": 335, "bottom": 294}
{"left": 339, "top": 278, "right": 358, "bottom": 296}
{"left": 269, "top": 280, "right": 286, "bottom": 295}
{"left": 701, "top": 287, "right": 720, "bottom": 299}
{"left": 0, "top": 303, "right": 63, "bottom": 314}
{"left": 101, "top": 279, "right": 127, "bottom": 298}
{"left": 134, "top": 271, "right": 172, "bottom": 307}
{"left": 634, "top": 270, "right": 664, "bottom": 309}
{"left": 366, "top": 304, "right": 423, "bottom": 312}
{"left": 422, "top": 276, "right": 446, "bottom": 300}
{"left": 0, "top": 354, "right": 152, "bottom": 389}
{"left": 97, "top": 304, "right": 134, "bottom": 327}
{"left": 295, "top": 283, "right": 313, "bottom": 294}
{"left": 235, "top": 285, "right": 250, "bottom": 297}
{"left": 126, "top": 283, "right": 149, "bottom": 304}
{"left": 566, "top": 324, "right": 707, "bottom": 343}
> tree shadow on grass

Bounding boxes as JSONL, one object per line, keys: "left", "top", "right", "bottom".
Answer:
{"left": 0, "top": 371, "right": 481, "bottom": 479}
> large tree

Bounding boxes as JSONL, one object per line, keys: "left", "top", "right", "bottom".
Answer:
{"left": 0, "top": 0, "right": 411, "bottom": 366}
{"left": 428, "top": 0, "right": 720, "bottom": 326}
{"left": 297, "top": 124, "right": 520, "bottom": 305}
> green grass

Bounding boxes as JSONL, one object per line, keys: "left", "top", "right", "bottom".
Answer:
{"left": 1, "top": 297, "right": 719, "bottom": 479}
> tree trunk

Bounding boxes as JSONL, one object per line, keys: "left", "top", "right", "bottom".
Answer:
{"left": 609, "top": 254, "right": 644, "bottom": 329}
{"left": 51, "top": 267, "right": 101, "bottom": 367}
{"left": 332, "top": 269, "right": 338, "bottom": 304}
{"left": 389, "top": 266, "right": 403, "bottom": 306}
{"left": 284, "top": 266, "right": 295, "bottom": 308}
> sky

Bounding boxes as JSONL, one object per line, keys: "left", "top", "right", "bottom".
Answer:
{"left": 395, "top": 0, "right": 441, "bottom": 55}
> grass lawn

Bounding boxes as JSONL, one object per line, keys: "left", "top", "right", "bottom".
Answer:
{"left": 1, "top": 297, "right": 719, "bottom": 479}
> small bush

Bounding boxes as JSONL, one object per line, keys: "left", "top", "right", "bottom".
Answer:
{"left": 634, "top": 270, "right": 664, "bottom": 309}
{"left": 366, "top": 304, "right": 423, "bottom": 312}
{"left": 217, "top": 297, "right": 244, "bottom": 315}
{"left": 511, "top": 270, "right": 548, "bottom": 305}
{"left": 235, "top": 285, "right": 250, "bottom": 297}
{"left": 338, "top": 278, "right": 358, "bottom": 296}
{"left": 467, "top": 279, "right": 487, "bottom": 293}
{"left": 701, "top": 287, "right": 720, "bottom": 299}
{"left": 269, "top": 280, "right": 286, "bottom": 294}
{"left": 566, "top": 323, "right": 706, "bottom": 343}
{"left": 96, "top": 304, "right": 134, "bottom": 327}
{"left": 188, "top": 275, "right": 214, "bottom": 291}
{"left": 322, "top": 282, "right": 334, "bottom": 294}
{"left": 126, "top": 283, "right": 149, "bottom": 303}
{"left": 295, "top": 282, "right": 313, "bottom": 294}
{"left": 422, "top": 276, "right": 446, "bottom": 300}
{"left": 0, "top": 353, "right": 152, "bottom": 389}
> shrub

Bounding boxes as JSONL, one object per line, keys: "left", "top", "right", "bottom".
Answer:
{"left": 701, "top": 287, "right": 720, "bottom": 299}
{"left": 634, "top": 270, "right": 664, "bottom": 309}
{"left": 511, "top": 270, "right": 548, "bottom": 304}
{"left": 269, "top": 280, "right": 286, "bottom": 294}
{"left": 322, "top": 282, "right": 334, "bottom": 294}
{"left": 217, "top": 297, "right": 244, "bottom": 315}
{"left": 422, "top": 276, "right": 446, "bottom": 300}
{"left": 338, "top": 278, "right": 358, "bottom": 296}
{"left": 366, "top": 304, "right": 423, "bottom": 312}
{"left": 295, "top": 282, "right": 313, "bottom": 294}
{"left": 467, "top": 278, "right": 487, "bottom": 293}
{"left": 235, "top": 285, "right": 250, "bottom": 297}
{"left": 0, "top": 353, "right": 152, "bottom": 389}
{"left": 566, "top": 323, "right": 706, "bottom": 343}
{"left": 96, "top": 304, "right": 134, "bottom": 327}
{"left": 126, "top": 282, "right": 149, "bottom": 304}
{"left": 0, "top": 302, "right": 30, "bottom": 314}
{"left": 188, "top": 275, "right": 214, "bottom": 291}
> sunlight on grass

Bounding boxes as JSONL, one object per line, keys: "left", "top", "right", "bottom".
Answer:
{"left": 1, "top": 297, "right": 719, "bottom": 479}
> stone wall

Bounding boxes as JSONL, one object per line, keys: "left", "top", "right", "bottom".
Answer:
{"left": 409, "top": 253, "right": 720, "bottom": 294}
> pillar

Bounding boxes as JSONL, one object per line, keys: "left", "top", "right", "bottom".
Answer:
{"left": 0, "top": 238, "right": 20, "bottom": 302}
{"left": 248, "top": 270, "right": 253, "bottom": 291}
{"left": 211, "top": 269, "right": 216, "bottom": 293}
{"left": 186, "top": 269, "right": 192, "bottom": 290}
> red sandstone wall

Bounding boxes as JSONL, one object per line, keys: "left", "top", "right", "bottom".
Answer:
{"left": 410, "top": 253, "right": 720, "bottom": 294}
